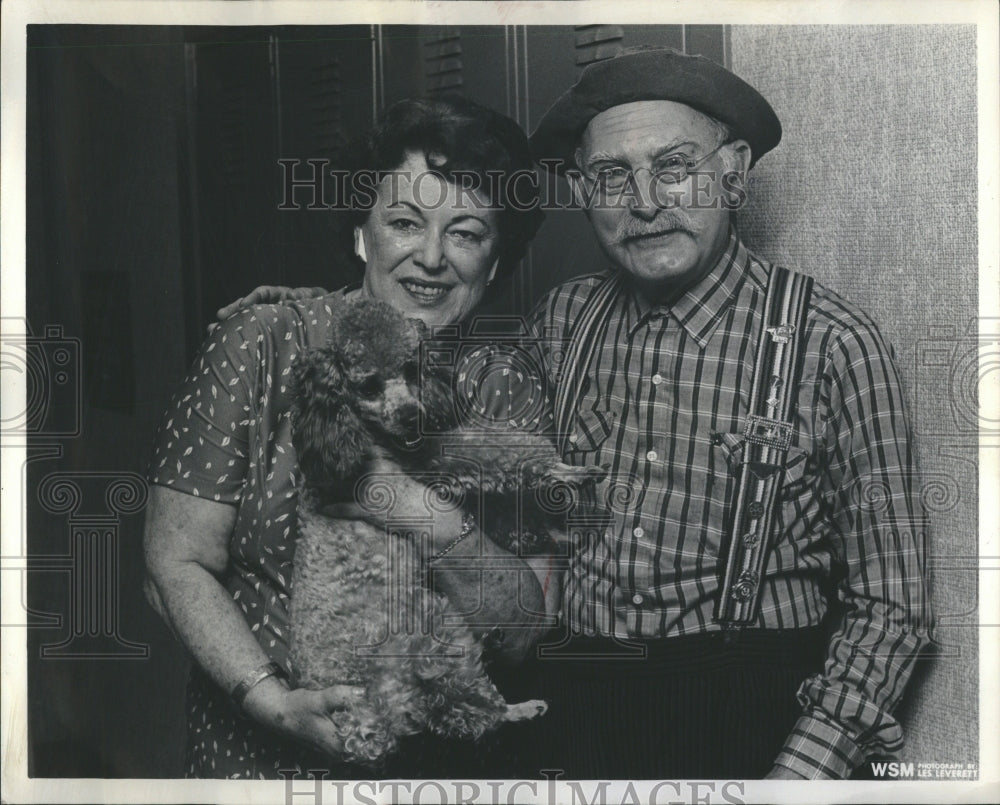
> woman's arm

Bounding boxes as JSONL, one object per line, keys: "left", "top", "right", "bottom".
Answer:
{"left": 324, "top": 456, "right": 552, "bottom": 665}
{"left": 143, "top": 485, "right": 361, "bottom": 756}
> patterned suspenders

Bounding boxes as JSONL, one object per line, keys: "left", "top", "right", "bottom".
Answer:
{"left": 715, "top": 266, "right": 813, "bottom": 625}
{"left": 552, "top": 265, "right": 813, "bottom": 627}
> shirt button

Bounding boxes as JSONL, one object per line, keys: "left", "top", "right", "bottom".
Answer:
{"left": 631, "top": 593, "right": 644, "bottom": 605}
{"left": 633, "top": 526, "right": 644, "bottom": 538}
{"left": 651, "top": 373, "right": 663, "bottom": 385}
{"left": 646, "top": 450, "right": 658, "bottom": 462}
{"left": 568, "top": 433, "right": 579, "bottom": 444}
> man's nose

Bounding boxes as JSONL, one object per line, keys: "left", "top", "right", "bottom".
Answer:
{"left": 626, "top": 168, "right": 665, "bottom": 222}
{"left": 413, "top": 230, "right": 447, "bottom": 272}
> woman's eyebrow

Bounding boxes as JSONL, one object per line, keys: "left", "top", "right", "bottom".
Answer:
{"left": 385, "top": 200, "right": 425, "bottom": 215}
{"left": 449, "top": 214, "right": 490, "bottom": 228}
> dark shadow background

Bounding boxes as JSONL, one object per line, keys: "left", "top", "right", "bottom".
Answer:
{"left": 20, "top": 22, "right": 976, "bottom": 779}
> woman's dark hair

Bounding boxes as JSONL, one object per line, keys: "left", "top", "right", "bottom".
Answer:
{"left": 343, "top": 96, "right": 544, "bottom": 285}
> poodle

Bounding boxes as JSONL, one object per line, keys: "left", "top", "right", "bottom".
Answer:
{"left": 287, "top": 296, "right": 603, "bottom": 768}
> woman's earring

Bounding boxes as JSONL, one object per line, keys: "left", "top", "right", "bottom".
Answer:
{"left": 354, "top": 227, "right": 367, "bottom": 263}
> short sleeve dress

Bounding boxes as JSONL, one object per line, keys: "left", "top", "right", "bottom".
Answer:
{"left": 147, "top": 294, "right": 552, "bottom": 779}
{"left": 148, "top": 293, "right": 370, "bottom": 779}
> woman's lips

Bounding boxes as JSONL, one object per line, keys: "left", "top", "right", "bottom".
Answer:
{"left": 399, "top": 279, "right": 452, "bottom": 303}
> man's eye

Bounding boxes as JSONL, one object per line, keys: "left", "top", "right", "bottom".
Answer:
{"left": 391, "top": 219, "right": 419, "bottom": 232}
{"left": 596, "top": 167, "right": 630, "bottom": 182}
{"left": 659, "top": 154, "right": 689, "bottom": 169}
{"left": 357, "top": 376, "right": 384, "bottom": 398}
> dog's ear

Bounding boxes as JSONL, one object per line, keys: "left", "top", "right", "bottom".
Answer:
{"left": 290, "top": 346, "right": 374, "bottom": 487}
{"left": 418, "top": 361, "right": 458, "bottom": 432}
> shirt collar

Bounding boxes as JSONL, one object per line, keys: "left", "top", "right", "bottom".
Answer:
{"left": 624, "top": 228, "right": 750, "bottom": 347}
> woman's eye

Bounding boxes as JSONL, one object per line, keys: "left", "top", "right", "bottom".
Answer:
{"left": 450, "top": 229, "right": 484, "bottom": 244}
{"left": 390, "top": 219, "right": 419, "bottom": 232}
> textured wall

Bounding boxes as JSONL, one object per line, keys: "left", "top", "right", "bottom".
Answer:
{"left": 731, "top": 25, "right": 978, "bottom": 765}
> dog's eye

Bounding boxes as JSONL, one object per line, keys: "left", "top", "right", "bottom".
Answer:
{"left": 403, "top": 361, "right": 420, "bottom": 385}
{"left": 357, "top": 376, "right": 384, "bottom": 399}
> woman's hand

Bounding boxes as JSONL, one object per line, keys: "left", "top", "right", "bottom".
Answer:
{"left": 144, "top": 487, "right": 367, "bottom": 756}
{"left": 241, "top": 676, "right": 364, "bottom": 757}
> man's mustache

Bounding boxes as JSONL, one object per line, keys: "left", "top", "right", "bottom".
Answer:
{"left": 615, "top": 210, "right": 695, "bottom": 243}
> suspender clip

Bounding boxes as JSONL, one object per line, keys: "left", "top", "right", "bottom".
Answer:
{"left": 765, "top": 323, "right": 796, "bottom": 344}
{"left": 743, "top": 415, "right": 793, "bottom": 450}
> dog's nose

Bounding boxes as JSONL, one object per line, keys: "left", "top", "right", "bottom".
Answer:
{"left": 399, "top": 407, "right": 420, "bottom": 432}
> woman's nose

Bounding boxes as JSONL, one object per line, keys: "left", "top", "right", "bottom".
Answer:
{"left": 413, "top": 231, "right": 447, "bottom": 272}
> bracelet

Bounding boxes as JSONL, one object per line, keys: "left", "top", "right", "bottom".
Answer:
{"left": 231, "top": 661, "right": 287, "bottom": 713}
{"left": 428, "top": 511, "right": 476, "bottom": 563}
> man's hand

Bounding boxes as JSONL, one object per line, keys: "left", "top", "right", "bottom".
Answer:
{"left": 210, "top": 285, "right": 329, "bottom": 332}
{"left": 241, "top": 675, "right": 364, "bottom": 757}
{"left": 764, "top": 764, "right": 810, "bottom": 779}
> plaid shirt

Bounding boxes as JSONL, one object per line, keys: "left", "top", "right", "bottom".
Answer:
{"left": 471, "top": 230, "right": 931, "bottom": 779}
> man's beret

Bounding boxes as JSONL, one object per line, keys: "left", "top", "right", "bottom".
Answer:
{"left": 530, "top": 47, "right": 781, "bottom": 172}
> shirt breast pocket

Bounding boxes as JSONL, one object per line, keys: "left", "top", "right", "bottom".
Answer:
{"left": 712, "top": 430, "right": 811, "bottom": 488}
{"left": 565, "top": 405, "right": 615, "bottom": 458}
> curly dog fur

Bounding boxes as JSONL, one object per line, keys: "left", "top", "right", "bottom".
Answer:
{"left": 287, "top": 297, "right": 601, "bottom": 767}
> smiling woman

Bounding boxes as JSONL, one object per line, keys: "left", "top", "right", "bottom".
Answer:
{"left": 346, "top": 96, "right": 544, "bottom": 324}
{"left": 359, "top": 151, "right": 502, "bottom": 326}
{"left": 141, "top": 95, "right": 545, "bottom": 779}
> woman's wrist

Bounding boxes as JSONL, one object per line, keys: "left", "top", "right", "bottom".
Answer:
{"left": 239, "top": 673, "right": 291, "bottom": 724}
{"left": 427, "top": 511, "right": 477, "bottom": 562}
{"left": 230, "top": 661, "right": 287, "bottom": 712}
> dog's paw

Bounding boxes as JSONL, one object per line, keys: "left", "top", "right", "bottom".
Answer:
{"left": 502, "top": 699, "right": 548, "bottom": 722}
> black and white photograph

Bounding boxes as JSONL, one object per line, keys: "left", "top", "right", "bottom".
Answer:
{"left": 1, "top": 1, "right": 997, "bottom": 803}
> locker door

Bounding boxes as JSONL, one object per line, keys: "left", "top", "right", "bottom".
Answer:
{"left": 274, "top": 25, "right": 374, "bottom": 293}
{"left": 189, "top": 29, "right": 281, "bottom": 319}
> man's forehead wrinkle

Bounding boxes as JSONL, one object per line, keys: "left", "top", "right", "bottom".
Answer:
{"left": 580, "top": 101, "right": 717, "bottom": 164}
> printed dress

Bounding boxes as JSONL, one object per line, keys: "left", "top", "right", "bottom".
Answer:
{"left": 147, "top": 294, "right": 549, "bottom": 779}
{"left": 148, "top": 294, "right": 361, "bottom": 778}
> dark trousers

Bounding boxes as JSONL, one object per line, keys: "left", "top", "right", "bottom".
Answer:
{"left": 513, "top": 627, "right": 827, "bottom": 780}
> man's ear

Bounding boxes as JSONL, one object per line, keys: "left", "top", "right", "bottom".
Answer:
{"left": 566, "top": 170, "right": 589, "bottom": 210}
{"left": 726, "top": 139, "right": 752, "bottom": 182}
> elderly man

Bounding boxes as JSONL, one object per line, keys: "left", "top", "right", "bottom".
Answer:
{"left": 493, "top": 46, "right": 930, "bottom": 781}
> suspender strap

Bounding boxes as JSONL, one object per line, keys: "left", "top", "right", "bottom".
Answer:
{"left": 716, "top": 265, "right": 813, "bottom": 625}
{"left": 553, "top": 272, "right": 625, "bottom": 455}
